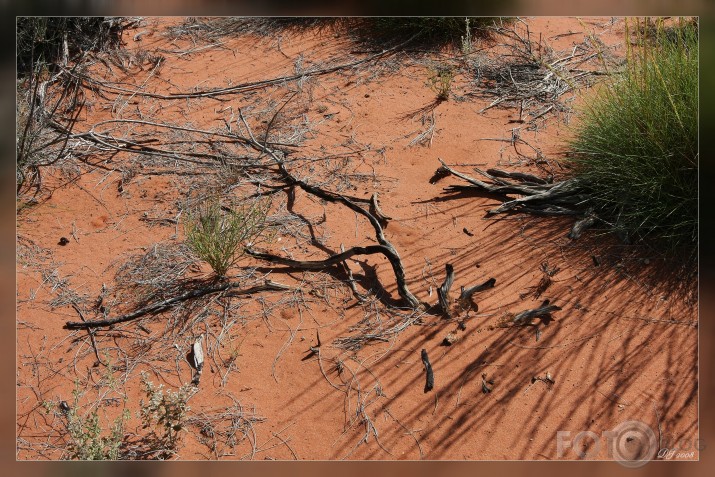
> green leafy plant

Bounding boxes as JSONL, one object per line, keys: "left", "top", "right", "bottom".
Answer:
{"left": 427, "top": 66, "right": 455, "bottom": 101}
{"left": 568, "top": 18, "right": 697, "bottom": 262}
{"left": 184, "top": 198, "right": 271, "bottom": 277}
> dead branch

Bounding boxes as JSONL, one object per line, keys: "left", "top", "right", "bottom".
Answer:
{"left": 369, "top": 192, "right": 392, "bottom": 228}
{"left": 437, "top": 264, "right": 455, "bottom": 318}
{"left": 568, "top": 211, "right": 597, "bottom": 240}
{"left": 512, "top": 299, "right": 562, "bottom": 325}
{"left": 238, "top": 109, "right": 422, "bottom": 309}
{"left": 433, "top": 158, "right": 593, "bottom": 227}
{"left": 64, "top": 280, "right": 291, "bottom": 330}
{"left": 70, "top": 303, "right": 107, "bottom": 366}
{"left": 459, "top": 277, "right": 496, "bottom": 302}
{"left": 73, "top": 33, "right": 420, "bottom": 101}
{"left": 486, "top": 167, "right": 548, "bottom": 185}
{"left": 421, "top": 349, "right": 434, "bottom": 393}
{"left": 435, "top": 263, "right": 495, "bottom": 319}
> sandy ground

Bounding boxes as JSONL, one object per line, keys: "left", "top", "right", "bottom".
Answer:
{"left": 16, "top": 17, "right": 697, "bottom": 461}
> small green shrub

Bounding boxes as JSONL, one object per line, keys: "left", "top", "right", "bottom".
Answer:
{"left": 568, "top": 18, "right": 697, "bottom": 261}
{"left": 184, "top": 198, "right": 270, "bottom": 277}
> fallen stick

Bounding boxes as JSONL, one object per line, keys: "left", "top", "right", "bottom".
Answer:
{"left": 71, "top": 303, "right": 106, "bottom": 366}
{"left": 421, "top": 349, "right": 434, "bottom": 393}
{"left": 512, "top": 299, "right": 562, "bottom": 325}
{"left": 64, "top": 280, "right": 291, "bottom": 330}
{"left": 435, "top": 264, "right": 495, "bottom": 319}
{"left": 459, "top": 277, "right": 496, "bottom": 302}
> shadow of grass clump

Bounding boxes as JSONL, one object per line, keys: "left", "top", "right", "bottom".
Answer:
{"left": 167, "top": 17, "right": 504, "bottom": 51}
{"left": 16, "top": 17, "right": 126, "bottom": 76}
{"left": 567, "top": 18, "right": 698, "bottom": 268}
{"left": 349, "top": 17, "right": 500, "bottom": 49}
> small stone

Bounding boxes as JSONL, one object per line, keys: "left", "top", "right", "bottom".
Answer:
{"left": 58, "top": 237, "right": 69, "bottom": 246}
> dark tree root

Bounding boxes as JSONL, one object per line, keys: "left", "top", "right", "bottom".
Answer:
{"left": 432, "top": 158, "right": 599, "bottom": 238}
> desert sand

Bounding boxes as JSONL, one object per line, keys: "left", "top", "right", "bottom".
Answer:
{"left": 16, "top": 17, "right": 697, "bottom": 461}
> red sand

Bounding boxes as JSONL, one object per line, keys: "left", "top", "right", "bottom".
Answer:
{"left": 16, "top": 17, "right": 697, "bottom": 461}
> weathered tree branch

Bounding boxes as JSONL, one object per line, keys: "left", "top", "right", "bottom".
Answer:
{"left": 436, "top": 264, "right": 495, "bottom": 319}
{"left": 433, "top": 159, "right": 597, "bottom": 230}
{"left": 459, "top": 277, "right": 496, "bottom": 302}
{"left": 239, "top": 110, "right": 422, "bottom": 309}
{"left": 64, "top": 280, "right": 291, "bottom": 330}
{"left": 73, "top": 33, "right": 420, "bottom": 101}
{"left": 512, "top": 299, "right": 562, "bottom": 325}
{"left": 438, "top": 264, "right": 455, "bottom": 318}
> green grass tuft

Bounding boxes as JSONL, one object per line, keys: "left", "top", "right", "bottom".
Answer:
{"left": 568, "top": 18, "right": 698, "bottom": 262}
{"left": 184, "top": 198, "right": 270, "bottom": 277}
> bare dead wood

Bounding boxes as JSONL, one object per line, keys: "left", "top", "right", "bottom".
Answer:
{"left": 568, "top": 212, "right": 597, "bottom": 240}
{"left": 486, "top": 168, "right": 548, "bottom": 185}
{"left": 487, "top": 180, "right": 576, "bottom": 215}
{"left": 340, "top": 244, "right": 368, "bottom": 302}
{"left": 512, "top": 299, "right": 562, "bottom": 325}
{"left": 248, "top": 245, "right": 391, "bottom": 270}
{"left": 71, "top": 303, "right": 107, "bottom": 366}
{"left": 437, "top": 264, "right": 455, "bottom": 318}
{"left": 434, "top": 159, "right": 596, "bottom": 230}
{"left": 421, "top": 349, "right": 434, "bottom": 393}
{"left": 435, "top": 263, "right": 495, "bottom": 319}
{"left": 369, "top": 192, "right": 392, "bottom": 228}
{"left": 74, "top": 33, "right": 420, "bottom": 101}
{"left": 436, "top": 158, "right": 548, "bottom": 197}
{"left": 238, "top": 109, "right": 422, "bottom": 309}
{"left": 459, "top": 277, "right": 496, "bottom": 302}
{"left": 64, "top": 280, "right": 291, "bottom": 330}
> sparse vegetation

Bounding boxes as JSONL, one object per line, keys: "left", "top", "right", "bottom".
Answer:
{"left": 460, "top": 17, "right": 473, "bottom": 56}
{"left": 427, "top": 66, "right": 455, "bottom": 101}
{"left": 63, "top": 384, "right": 130, "bottom": 461}
{"left": 183, "top": 198, "right": 271, "bottom": 277}
{"left": 138, "top": 372, "right": 196, "bottom": 458}
{"left": 16, "top": 17, "right": 127, "bottom": 195}
{"left": 357, "top": 17, "right": 497, "bottom": 47}
{"left": 166, "top": 17, "right": 501, "bottom": 50}
{"left": 16, "top": 15, "right": 697, "bottom": 463}
{"left": 66, "top": 406, "right": 130, "bottom": 460}
{"left": 568, "top": 18, "right": 698, "bottom": 261}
